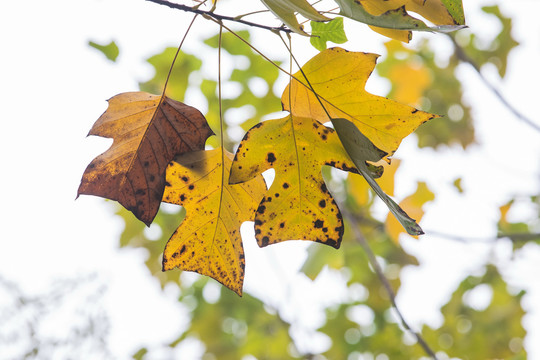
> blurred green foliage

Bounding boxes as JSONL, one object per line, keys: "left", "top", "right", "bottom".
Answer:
{"left": 110, "top": 4, "right": 536, "bottom": 359}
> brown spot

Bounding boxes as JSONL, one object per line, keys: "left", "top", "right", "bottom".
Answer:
{"left": 261, "top": 236, "right": 270, "bottom": 246}
{"left": 274, "top": 193, "right": 280, "bottom": 198}
{"left": 255, "top": 219, "right": 263, "bottom": 226}
{"left": 322, "top": 227, "right": 328, "bottom": 233}
{"left": 314, "top": 219, "right": 324, "bottom": 228}
{"left": 135, "top": 189, "right": 146, "bottom": 195}
{"left": 257, "top": 205, "right": 266, "bottom": 214}
{"left": 149, "top": 175, "right": 155, "bottom": 182}
{"left": 280, "top": 222, "right": 285, "bottom": 228}
{"left": 143, "top": 161, "right": 150, "bottom": 167}
{"left": 282, "top": 182, "right": 290, "bottom": 189}
{"left": 172, "top": 251, "right": 179, "bottom": 258}
{"left": 320, "top": 183, "right": 328, "bottom": 193}
{"left": 188, "top": 184, "right": 195, "bottom": 190}
{"left": 180, "top": 194, "right": 186, "bottom": 201}
{"left": 182, "top": 176, "right": 189, "bottom": 182}
{"left": 319, "top": 200, "right": 326, "bottom": 208}
{"left": 412, "top": 109, "right": 418, "bottom": 114}
{"left": 165, "top": 181, "right": 171, "bottom": 187}
{"left": 179, "top": 245, "right": 186, "bottom": 255}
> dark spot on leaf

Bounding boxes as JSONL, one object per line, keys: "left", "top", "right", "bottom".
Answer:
{"left": 280, "top": 222, "right": 285, "bottom": 228}
{"left": 314, "top": 219, "right": 324, "bottom": 228}
{"left": 255, "top": 219, "right": 263, "bottom": 226}
{"left": 267, "top": 197, "right": 272, "bottom": 202}
{"left": 326, "top": 238, "right": 338, "bottom": 248}
{"left": 412, "top": 109, "right": 418, "bottom": 114}
{"left": 136, "top": 189, "right": 146, "bottom": 195}
{"left": 275, "top": 193, "right": 280, "bottom": 198}
{"left": 182, "top": 176, "right": 189, "bottom": 182}
{"left": 320, "top": 183, "right": 328, "bottom": 193}
{"left": 319, "top": 200, "right": 326, "bottom": 208}
{"left": 321, "top": 134, "right": 327, "bottom": 140}
{"left": 172, "top": 251, "right": 179, "bottom": 258}
{"left": 283, "top": 182, "right": 290, "bottom": 189}
{"left": 179, "top": 245, "right": 186, "bottom": 255}
{"left": 189, "top": 184, "right": 195, "bottom": 190}
{"left": 323, "top": 227, "right": 328, "bottom": 233}
{"left": 149, "top": 175, "right": 155, "bottom": 182}
{"left": 165, "top": 181, "right": 171, "bottom": 187}
{"left": 261, "top": 236, "right": 270, "bottom": 246}
{"left": 255, "top": 229, "right": 261, "bottom": 235}
{"left": 267, "top": 152, "right": 276, "bottom": 163}
{"left": 257, "top": 205, "right": 266, "bottom": 214}
{"left": 180, "top": 194, "right": 186, "bottom": 201}
{"left": 143, "top": 161, "right": 149, "bottom": 167}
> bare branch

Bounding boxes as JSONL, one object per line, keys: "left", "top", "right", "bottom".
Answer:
{"left": 145, "top": 0, "right": 292, "bottom": 33}
{"left": 342, "top": 210, "right": 440, "bottom": 360}
{"left": 449, "top": 35, "right": 540, "bottom": 133}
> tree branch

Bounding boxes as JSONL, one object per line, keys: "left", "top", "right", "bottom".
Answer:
{"left": 449, "top": 35, "right": 540, "bottom": 133}
{"left": 145, "top": 0, "right": 292, "bottom": 33}
{"left": 342, "top": 210, "right": 440, "bottom": 360}
{"left": 425, "top": 229, "right": 540, "bottom": 243}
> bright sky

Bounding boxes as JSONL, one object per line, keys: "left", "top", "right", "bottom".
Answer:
{"left": 1, "top": 0, "right": 540, "bottom": 358}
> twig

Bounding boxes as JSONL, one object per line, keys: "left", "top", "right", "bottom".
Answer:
{"left": 425, "top": 230, "right": 540, "bottom": 243}
{"left": 342, "top": 210, "right": 440, "bottom": 360}
{"left": 449, "top": 35, "right": 540, "bottom": 133}
{"left": 145, "top": 0, "right": 292, "bottom": 33}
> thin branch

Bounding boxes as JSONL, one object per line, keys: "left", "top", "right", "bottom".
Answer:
{"left": 342, "top": 210, "right": 440, "bottom": 360}
{"left": 449, "top": 35, "right": 540, "bottom": 133}
{"left": 425, "top": 229, "right": 540, "bottom": 243}
{"left": 145, "top": 0, "right": 292, "bottom": 33}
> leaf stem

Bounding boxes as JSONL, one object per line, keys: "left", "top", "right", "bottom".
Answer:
{"left": 162, "top": 14, "right": 198, "bottom": 95}
{"left": 145, "top": 0, "right": 292, "bottom": 34}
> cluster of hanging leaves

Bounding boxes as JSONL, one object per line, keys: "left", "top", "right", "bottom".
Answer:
{"left": 79, "top": 48, "right": 436, "bottom": 295}
{"left": 90, "top": 3, "right": 535, "bottom": 355}
{"left": 78, "top": 0, "right": 468, "bottom": 296}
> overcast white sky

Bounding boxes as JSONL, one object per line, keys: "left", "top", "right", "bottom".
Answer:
{"left": 1, "top": 0, "right": 540, "bottom": 358}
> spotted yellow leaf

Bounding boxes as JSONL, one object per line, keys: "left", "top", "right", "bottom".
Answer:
{"left": 162, "top": 148, "right": 265, "bottom": 296}
{"left": 282, "top": 47, "right": 436, "bottom": 159}
{"left": 230, "top": 116, "right": 358, "bottom": 249}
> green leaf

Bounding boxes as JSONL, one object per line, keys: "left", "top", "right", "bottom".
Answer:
{"left": 88, "top": 40, "right": 119, "bottom": 62}
{"left": 334, "top": 0, "right": 465, "bottom": 33}
{"left": 331, "top": 118, "right": 424, "bottom": 236}
{"left": 310, "top": 18, "right": 348, "bottom": 51}
{"left": 440, "top": 0, "right": 465, "bottom": 25}
{"left": 260, "top": 0, "right": 329, "bottom": 35}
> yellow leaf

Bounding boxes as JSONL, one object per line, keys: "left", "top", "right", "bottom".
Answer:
{"left": 387, "top": 63, "right": 431, "bottom": 106}
{"left": 348, "top": 173, "right": 370, "bottom": 206}
{"left": 78, "top": 92, "right": 213, "bottom": 225}
{"left": 362, "top": 0, "right": 458, "bottom": 25}
{"left": 368, "top": 25, "right": 412, "bottom": 43}
{"left": 162, "top": 148, "right": 265, "bottom": 296}
{"left": 348, "top": 159, "right": 400, "bottom": 205}
{"left": 282, "top": 47, "right": 435, "bottom": 159}
{"left": 230, "top": 116, "right": 358, "bottom": 249}
{"left": 385, "top": 181, "right": 434, "bottom": 242}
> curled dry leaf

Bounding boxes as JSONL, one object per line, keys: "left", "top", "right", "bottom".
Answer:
{"left": 78, "top": 91, "right": 213, "bottom": 225}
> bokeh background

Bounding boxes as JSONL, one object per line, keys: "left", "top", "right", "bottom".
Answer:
{"left": 1, "top": 0, "right": 539, "bottom": 359}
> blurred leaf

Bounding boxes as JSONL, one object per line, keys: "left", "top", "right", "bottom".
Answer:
{"left": 385, "top": 181, "right": 435, "bottom": 242}
{"left": 139, "top": 48, "right": 202, "bottom": 101}
{"left": 422, "top": 265, "right": 527, "bottom": 359}
{"left": 88, "top": 40, "right": 119, "bottom": 62}
{"left": 378, "top": 40, "right": 475, "bottom": 148}
{"left": 310, "top": 18, "right": 348, "bottom": 51}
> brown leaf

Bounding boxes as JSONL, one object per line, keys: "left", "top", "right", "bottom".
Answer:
{"left": 78, "top": 91, "right": 214, "bottom": 225}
